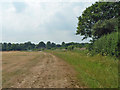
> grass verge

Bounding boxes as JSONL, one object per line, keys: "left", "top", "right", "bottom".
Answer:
{"left": 47, "top": 50, "right": 118, "bottom": 88}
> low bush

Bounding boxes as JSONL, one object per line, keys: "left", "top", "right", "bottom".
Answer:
{"left": 91, "top": 32, "right": 119, "bottom": 57}
{"left": 67, "top": 45, "right": 74, "bottom": 51}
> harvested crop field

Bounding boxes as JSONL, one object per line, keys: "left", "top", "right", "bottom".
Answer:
{"left": 2, "top": 51, "right": 81, "bottom": 88}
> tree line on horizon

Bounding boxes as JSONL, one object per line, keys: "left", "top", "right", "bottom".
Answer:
{"left": 1, "top": 1, "right": 119, "bottom": 57}
{"left": 0, "top": 41, "right": 89, "bottom": 51}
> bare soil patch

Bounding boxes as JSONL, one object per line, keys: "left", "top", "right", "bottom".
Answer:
{"left": 2, "top": 51, "right": 81, "bottom": 88}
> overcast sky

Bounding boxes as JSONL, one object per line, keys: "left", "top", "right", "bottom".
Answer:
{"left": 0, "top": 0, "right": 98, "bottom": 44}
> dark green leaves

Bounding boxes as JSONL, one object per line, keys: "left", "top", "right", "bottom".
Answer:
{"left": 76, "top": 2, "right": 119, "bottom": 40}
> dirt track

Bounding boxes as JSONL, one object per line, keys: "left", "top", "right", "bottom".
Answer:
{"left": 2, "top": 51, "right": 81, "bottom": 88}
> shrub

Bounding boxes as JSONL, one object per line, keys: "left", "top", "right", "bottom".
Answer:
{"left": 92, "top": 32, "right": 119, "bottom": 57}
{"left": 67, "top": 45, "right": 74, "bottom": 51}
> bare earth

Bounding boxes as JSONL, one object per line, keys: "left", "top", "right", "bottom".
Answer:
{"left": 2, "top": 51, "right": 81, "bottom": 88}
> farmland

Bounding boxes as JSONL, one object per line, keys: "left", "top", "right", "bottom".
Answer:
{"left": 1, "top": 1, "right": 119, "bottom": 89}
{"left": 2, "top": 50, "right": 118, "bottom": 88}
{"left": 2, "top": 51, "right": 81, "bottom": 88}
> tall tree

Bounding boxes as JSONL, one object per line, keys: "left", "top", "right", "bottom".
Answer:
{"left": 0, "top": 43, "right": 2, "bottom": 51}
{"left": 7, "top": 43, "right": 12, "bottom": 51}
{"left": 92, "top": 18, "right": 118, "bottom": 39}
{"left": 76, "top": 2, "right": 119, "bottom": 40}
{"left": 51, "top": 42, "right": 56, "bottom": 48}
{"left": 62, "top": 42, "right": 66, "bottom": 47}
{"left": 37, "top": 41, "right": 46, "bottom": 49}
{"left": 2, "top": 43, "right": 7, "bottom": 51}
{"left": 46, "top": 41, "right": 52, "bottom": 49}
{"left": 11, "top": 44, "right": 17, "bottom": 51}
{"left": 24, "top": 42, "right": 35, "bottom": 50}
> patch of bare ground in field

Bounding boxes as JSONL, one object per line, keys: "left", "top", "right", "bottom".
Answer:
{"left": 2, "top": 51, "right": 82, "bottom": 88}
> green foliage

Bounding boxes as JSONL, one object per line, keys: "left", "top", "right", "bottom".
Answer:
{"left": 62, "top": 42, "right": 66, "bottom": 47}
{"left": 92, "top": 18, "right": 118, "bottom": 39}
{"left": 67, "top": 45, "right": 74, "bottom": 50}
{"left": 2, "top": 42, "right": 35, "bottom": 51}
{"left": 1, "top": 41, "right": 90, "bottom": 51}
{"left": 0, "top": 43, "right": 2, "bottom": 51}
{"left": 51, "top": 42, "right": 56, "bottom": 48}
{"left": 76, "top": 1, "right": 119, "bottom": 57}
{"left": 36, "top": 41, "right": 46, "bottom": 49}
{"left": 76, "top": 2, "right": 119, "bottom": 40}
{"left": 24, "top": 42, "right": 35, "bottom": 50}
{"left": 46, "top": 41, "right": 52, "bottom": 49}
{"left": 91, "top": 32, "right": 119, "bottom": 57}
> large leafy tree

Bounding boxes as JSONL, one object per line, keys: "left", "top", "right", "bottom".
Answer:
{"left": 92, "top": 18, "right": 118, "bottom": 39}
{"left": 51, "top": 42, "right": 56, "bottom": 48}
{"left": 62, "top": 42, "right": 66, "bottom": 47}
{"left": 76, "top": 2, "right": 119, "bottom": 40}
{"left": 2, "top": 43, "right": 7, "bottom": 51}
{"left": 37, "top": 41, "right": 46, "bottom": 49}
{"left": 24, "top": 42, "right": 35, "bottom": 50}
{"left": 46, "top": 41, "right": 52, "bottom": 49}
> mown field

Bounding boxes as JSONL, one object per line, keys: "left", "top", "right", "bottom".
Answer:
{"left": 48, "top": 50, "right": 118, "bottom": 88}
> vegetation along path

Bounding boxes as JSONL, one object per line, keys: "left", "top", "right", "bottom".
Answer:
{"left": 2, "top": 51, "right": 81, "bottom": 88}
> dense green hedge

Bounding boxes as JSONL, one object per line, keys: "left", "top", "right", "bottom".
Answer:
{"left": 91, "top": 32, "right": 119, "bottom": 57}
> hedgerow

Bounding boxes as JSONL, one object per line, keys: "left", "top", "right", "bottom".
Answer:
{"left": 91, "top": 32, "right": 119, "bottom": 57}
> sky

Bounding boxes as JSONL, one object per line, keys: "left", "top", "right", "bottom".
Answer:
{"left": 0, "top": 0, "right": 98, "bottom": 44}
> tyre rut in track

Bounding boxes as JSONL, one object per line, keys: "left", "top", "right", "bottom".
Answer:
{"left": 12, "top": 52, "right": 81, "bottom": 88}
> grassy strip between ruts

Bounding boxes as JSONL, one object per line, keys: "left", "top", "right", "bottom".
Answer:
{"left": 46, "top": 50, "right": 118, "bottom": 88}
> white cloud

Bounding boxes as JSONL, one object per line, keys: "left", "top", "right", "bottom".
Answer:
{"left": 1, "top": 1, "right": 94, "bottom": 44}
{"left": 1, "top": 0, "right": 99, "bottom": 3}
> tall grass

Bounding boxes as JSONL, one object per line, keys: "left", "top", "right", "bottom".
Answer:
{"left": 50, "top": 50, "right": 118, "bottom": 88}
